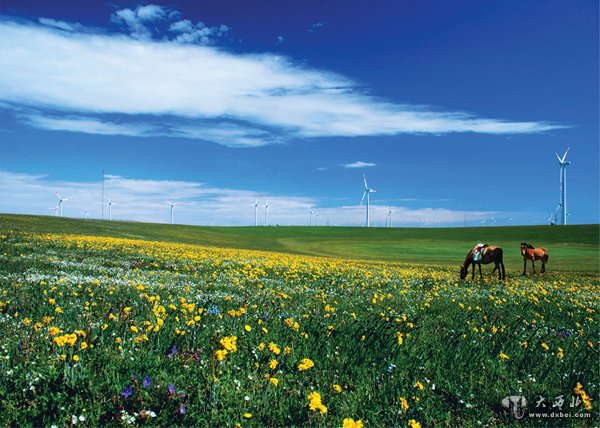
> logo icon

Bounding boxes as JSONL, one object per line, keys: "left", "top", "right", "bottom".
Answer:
{"left": 502, "top": 395, "right": 528, "bottom": 420}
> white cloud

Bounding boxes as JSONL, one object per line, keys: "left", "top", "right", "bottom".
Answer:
{"left": 169, "top": 19, "right": 230, "bottom": 44}
{"left": 110, "top": 4, "right": 171, "bottom": 40}
{"left": 0, "top": 18, "right": 562, "bottom": 148}
{"left": 38, "top": 17, "right": 77, "bottom": 32}
{"left": 0, "top": 169, "right": 498, "bottom": 227}
{"left": 308, "top": 22, "right": 324, "bottom": 33}
{"left": 342, "top": 161, "right": 376, "bottom": 169}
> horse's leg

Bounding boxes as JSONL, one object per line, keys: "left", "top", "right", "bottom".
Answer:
{"left": 531, "top": 260, "right": 536, "bottom": 274}
{"left": 478, "top": 263, "right": 483, "bottom": 279}
{"left": 522, "top": 258, "right": 527, "bottom": 275}
{"left": 471, "top": 263, "right": 475, "bottom": 280}
{"left": 541, "top": 257, "right": 545, "bottom": 273}
{"left": 501, "top": 262, "right": 505, "bottom": 280}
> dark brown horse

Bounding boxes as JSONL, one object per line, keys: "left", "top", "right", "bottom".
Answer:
{"left": 460, "top": 245, "right": 505, "bottom": 280}
{"left": 521, "top": 242, "right": 549, "bottom": 274}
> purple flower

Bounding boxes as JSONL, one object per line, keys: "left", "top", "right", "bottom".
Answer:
{"left": 167, "top": 343, "right": 178, "bottom": 359}
{"left": 178, "top": 404, "right": 186, "bottom": 415}
{"left": 121, "top": 385, "right": 133, "bottom": 399}
{"left": 179, "top": 391, "right": 186, "bottom": 399}
{"left": 168, "top": 383, "right": 176, "bottom": 395}
{"left": 131, "top": 375, "right": 139, "bottom": 382}
{"left": 142, "top": 376, "right": 152, "bottom": 389}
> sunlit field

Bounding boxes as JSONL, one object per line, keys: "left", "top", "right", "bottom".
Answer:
{"left": 0, "top": 228, "right": 597, "bottom": 427}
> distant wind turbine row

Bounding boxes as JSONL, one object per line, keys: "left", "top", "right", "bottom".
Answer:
{"left": 50, "top": 150, "right": 572, "bottom": 227}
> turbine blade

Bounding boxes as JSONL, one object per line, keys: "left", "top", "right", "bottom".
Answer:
{"left": 556, "top": 153, "right": 562, "bottom": 163}
{"left": 363, "top": 175, "right": 368, "bottom": 190}
{"left": 562, "top": 147, "right": 570, "bottom": 162}
{"left": 360, "top": 191, "right": 367, "bottom": 205}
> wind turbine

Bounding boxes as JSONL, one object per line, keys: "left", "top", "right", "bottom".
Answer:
{"left": 263, "top": 200, "right": 269, "bottom": 226}
{"left": 309, "top": 209, "right": 314, "bottom": 226}
{"left": 55, "top": 192, "right": 69, "bottom": 217}
{"left": 253, "top": 197, "right": 259, "bottom": 226}
{"left": 360, "top": 175, "right": 376, "bottom": 227}
{"left": 166, "top": 201, "right": 177, "bottom": 224}
{"left": 49, "top": 206, "right": 59, "bottom": 216}
{"left": 556, "top": 147, "right": 571, "bottom": 225}
{"left": 387, "top": 210, "right": 392, "bottom": 228}
{"left": 315, "top": 211, "right": 319, "bottom": 226}
{"left": 81, "top": 207, "right": 89, "bottom": 219}
{"left": 106, "top": 196, "right": 115, "bottom": 221}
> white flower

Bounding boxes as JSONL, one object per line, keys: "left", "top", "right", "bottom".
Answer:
{"left": 71, "top": 415, "right": 78, "bottom": 425}
{"left": 79, "top": 415, "right": 86, "bottom": 422}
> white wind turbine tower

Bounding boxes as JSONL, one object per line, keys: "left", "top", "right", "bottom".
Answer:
{"left": 387, "top": 210, "right": 392, "bottom": 228}
{"left": 360, "top": 175, "right": 376, "bottom": 227}
{"left": 315, "top": 211, "right": 320, "bottom": 226}
{"left": 263, "top": 200, "right": 269, "bottom": 226}
{"left": 556, "top": 147, "right": 571, "bottom": 225}
{"left": 309, "top": 209, "right": 314, "bottom": 226}
{"left": 253, "top": 197, "right": 260, "bottom": 226}
{"left": 166, "top": 201, "right": 177, "bottom": 224}
{"left": 81, "top": 207, "right": 89, "bottom": 219}
{"left": 49, "top": 206, "right": 59, "bottom": 216}
{"left": 106, "top": 196, "right": 115, "bottom": 221}
{"left": 55, "top": 192, "right": 69, "bottom": 217}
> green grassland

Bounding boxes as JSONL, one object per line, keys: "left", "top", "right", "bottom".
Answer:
{"left": 0, "top": 214, "right": 598, "bottom": 426}
{"left": 1, "top": 213, "right": 598, "bottom": 274}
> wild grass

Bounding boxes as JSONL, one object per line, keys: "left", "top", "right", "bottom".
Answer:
{"left": 0, "top": 230, "right": 597, "bottom": 426}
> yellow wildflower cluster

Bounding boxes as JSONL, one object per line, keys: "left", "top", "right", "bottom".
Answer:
{"left": 307, "top": 391, "right": 327, "bottom": 414}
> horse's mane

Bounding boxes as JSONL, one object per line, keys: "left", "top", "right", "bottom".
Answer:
{"left": 527, "top": 244, "right": 535, "bottom": 249}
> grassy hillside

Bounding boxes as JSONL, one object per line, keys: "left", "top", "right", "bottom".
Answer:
{"left": 0, "top": 213, "right": 598, "bottom": 273}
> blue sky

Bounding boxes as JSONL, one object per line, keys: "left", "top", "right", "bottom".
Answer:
{"left": 0, "top": 0, "right": 598, "bottom": 226}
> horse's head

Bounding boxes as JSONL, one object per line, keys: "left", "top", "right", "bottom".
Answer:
{"left": 520, "top": 242, "right": 528, "bottom": 256}
{"left": 459, "top": 265, "right": 468, "bottom": 279}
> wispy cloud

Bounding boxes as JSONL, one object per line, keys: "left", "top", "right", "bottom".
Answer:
{"left": 0, "top": 169, "right": 500, "bottom": 226}
{"left": 0, "top": 10, "right": 562, "bottom": 148}
{"left": 308, "top": 22, "right": 324, "bottom": 33}
{"left": 342, "top": 161, "right": 376, "bottom": 169}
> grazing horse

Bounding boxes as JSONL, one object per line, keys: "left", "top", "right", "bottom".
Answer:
{"left": 521, "top": 242, "right": 548, "bottom": 275}
{"left": 460, "top": 245, "right": 505, "bottom": 280}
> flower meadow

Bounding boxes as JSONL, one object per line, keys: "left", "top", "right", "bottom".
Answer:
{"left": 0, "top": 232, "right": 597, "bottom": 427}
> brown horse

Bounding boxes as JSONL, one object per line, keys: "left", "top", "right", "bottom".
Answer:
{"left": 521, "top": 242, "right": 548, "bottom": 274}
{"left": 460, "top": 245, "right": 505, "bottom": 280}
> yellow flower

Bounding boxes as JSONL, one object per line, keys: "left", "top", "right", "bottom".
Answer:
{"left": 220, "top": 336, "right": 238, "bottom": 352}
{"left": 541, "top": 342, "right": 550, "bottom": 351}
{"left": 243, "top": 413, "right": 252, "bottom": 419}
{"left": 415, "top": 381, "right": 425, "bottom": 390}
{"left": 269, "top": 359, "right": 278, "bottom": 370}
{"left": 333, "top": 384, "right": 342, "bottom": 393}
{"left": 244, "top": 325, "right": 252, "bottom": 332}
{"left": 130, "top": 326, "right": 139, "bottom": 333}
{"left": 400, "top": 397, "right": 409, "bottom": 411}
{"left": 49, "top": 326, "right": 61, "bottom": 335}
{"left": 268, "top": 342, "right": 281, "bottom": 355}
{"left": 269, "top": 377, "right": 279, "bottom": 387}
{"left": 397, "top": 332, "right": 404, "bottom": 345}
{"left": 308, "top": 391, "right": 327, "bottom": 414}
{"left": 343, "top": 418, "right": 363, "bottom": 428}
{"left": 298, "top": 358, "right": 315, "bottom": 371}
{"left": 101, "top": 323, "right": 108, "bottom": 331}
{"left": 215, "top": 349, "right": 228, "bottom": 361}
{"left": 81, "top": 342, "right": 88, "bottom": 350}
{"left": 73, "top": 355, "right": 80, "bottom": 362}
{"left": 408, "top": 419, "right": 421, "bottom": 428}
{"left": 499, "top": 353, "right": 510, "bottom": 359}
